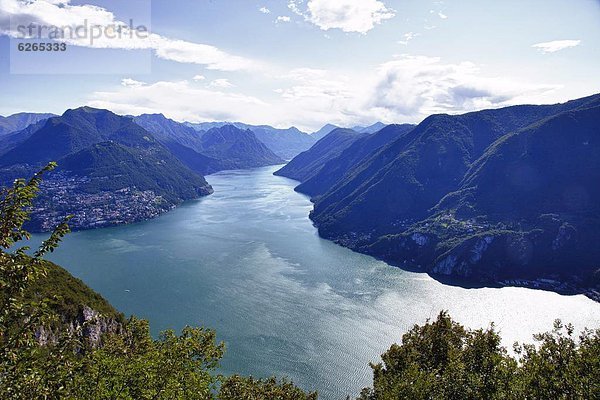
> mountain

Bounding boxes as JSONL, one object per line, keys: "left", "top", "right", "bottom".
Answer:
{"left": 300, "top": 94, "right": 600, "bottom": 296}
{"left": 351, "top": 122, "right": 388, "bottom": 134}
{"left": 239, "top": 125, "right": 314, "bottom": 160}
{"left": 0, "top": 107, "right": 213, "bottom": 231}
{"left": 29, "top": 259, "right": 123, "bottom": 334}
{"left": 198, "top": 125, "right": 284, "bottom": 171}
{"left": 0, "top": 112, "right": 55, "bottom": 136}
{"left": 0, "top": 107, "right": 159, "bottom": 167}
{"left": 310, "top": 123, "right": 340, "bottom": 141}
{"left": 273, "top": 128, "right": 368, "bottom": 183}
{"left": 133, "top": 114, "right": 221, "bottom": 175}
{"left": 57, "top": 140, "right": 212, "bottom": 202}
{"left": 311, "top": 94, "right": 600, "bottom": 235}
{"left": 187, "top": 121, "right": 314, "bottom": 159}
{"left": 369, "top": 105, "right": 600, "bottom": 290}
{"left": 136, "top": 116, "right": 285, "bottom": 174}
{"left": 310, "top": 122, "right": 387, "bottom": 141}
{"left": 0, "top": 118, "right": 51, "bottom": 156}
{"left": 294, "top": 124, "right": 415, "bottom": 197}
{"left": 439, "top": 107, "right": 600, "bottom": 220}
{"left": 134, "top": 114, "right": 205, "bottom": 152}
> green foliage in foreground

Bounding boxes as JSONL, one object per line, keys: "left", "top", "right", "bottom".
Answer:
{"left": 218, "top": 376, "right": 317, "bottom": 400}
{"left": 1, "top": 164, "right": 598, "bottom": 399}
{"left": 358, "top": 311, "right": 600, "bottom": 400}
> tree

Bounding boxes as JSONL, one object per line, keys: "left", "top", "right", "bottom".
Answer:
{"left": 515, "top": 320, "right": 600, "bottom": 399}
{"left": 218, "top": 376, "right": 317, "bottom": 400}
{"left": 70, "top": 318, "right": 224, "bottom": 399}
{"left": 360, "top": 312, "right": 599, "bottom": 400}
{"left": 0, "top": 162, "right": 74, "bottom": 398}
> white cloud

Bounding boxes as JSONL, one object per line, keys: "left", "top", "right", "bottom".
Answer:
{"left": 289, "top": 0, "right": 395, "bottom": 34}
{"left": 209, "top": 78, "right": 234, "bottom": 88}
{"left": 532, "top": 39, "right": 581, "bottom": 54}
{"left": 276, "top": 16, "right": 291, "bottom": 23}
{"left": 367, "top": 55, "right": 559, "bottom": 119}
{"left": 259, "top": 7, "right": 271, "bottom": 14}
{"left": 288, "top": 1, "right": 303, "bottom": 15}
{"left": 398, "top": 31, "right": 419, "bottom": 45}
{"left": 151, "top": 38, "right": 259, "bottom": 71}
{"left": 86, "top": 57, "right": 562, "bottom": 131}
{"left": 88, "top": 80, "right": 269, "bottom": 124}
{"left": 275, "top": 69, "right": 368, "bottom": 128}
{"left": 121, "top": 78, "right": 145, "bottom": 88}
{"left": 0, "top": 0, "right": 261, "bottom": 71}
{"left": 438, "top": 12, "right": 447, "bottom": 19}
{"left": 193, "top": 75, "right": 206, "bottom": 81}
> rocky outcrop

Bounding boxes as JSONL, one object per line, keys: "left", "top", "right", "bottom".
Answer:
{"left": 36, "top": 306, "right": 122, "bottom": 348}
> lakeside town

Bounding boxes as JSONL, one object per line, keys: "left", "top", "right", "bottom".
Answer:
{"left": 30, "top": 173, "right": 172, "bottom": 232}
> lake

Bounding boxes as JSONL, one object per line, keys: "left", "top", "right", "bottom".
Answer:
{"left": 38, "top": 165, "right": 600, "bottom": 399}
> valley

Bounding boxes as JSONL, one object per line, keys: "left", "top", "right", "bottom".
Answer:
{"left": 32, "top": 165, "right": 600, "bottom": 400}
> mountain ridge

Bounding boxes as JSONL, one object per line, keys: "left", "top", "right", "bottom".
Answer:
{"left": 0, "top": 107, "right": 213, "bottom": 232}
{"left": 274, "top": 128, "right": 368, "bottom": 183}
{"left": 187, "top": 121, "right": 315, "bottom": 159}
{"left": 294, "top": 123, "right": 415, "bottom": 197}
{"left": 278, "top": 93, "right": 600, "bottom": 299}
{"left": 0, "top": 112, "right": 55, "bottom": 136}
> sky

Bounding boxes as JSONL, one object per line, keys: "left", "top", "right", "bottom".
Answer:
{"left": 0, "top": 0, "right": 599, "bottom": 132}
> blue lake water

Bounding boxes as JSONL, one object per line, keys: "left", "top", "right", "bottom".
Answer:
{"left": 38, "top": 165, "right": 600, "bottom": 399}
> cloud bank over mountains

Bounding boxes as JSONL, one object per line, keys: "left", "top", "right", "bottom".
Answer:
{"left": 89, "top": 55, "right": 558, "bottom": 131}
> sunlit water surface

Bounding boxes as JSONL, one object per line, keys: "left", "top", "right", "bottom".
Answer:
{"left": 37, "top": 166, "right": 599, "bottom": 399}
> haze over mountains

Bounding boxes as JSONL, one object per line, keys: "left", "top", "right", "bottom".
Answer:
{"left": 309, "top": 122, "right": 388, "bottom": 142}
{"left": 0, "top": 112, "right": 55, "bottom": 136}
{"left": 185, "top": 121, "right": 390, "bottom": 158}
{"left": 277, "top": 94, "right": 600, "bottom": 299}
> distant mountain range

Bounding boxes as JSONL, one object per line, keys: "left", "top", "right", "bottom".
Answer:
{"left": 0, "top": 112, "right": 55, "bottom": 136}
{"left": 199, "top": 125, "right": 283, "bottom": 170}
{"left": 309, "top": 122, "right": 388, "bottom": 141}
{"left": 310, "top": 124, "right": 340, "bottom": 141}
{"left": 0, "top": 117, "right": 52, "bottom": 156}
{"left": 186, "top": 121, "right": 315, "bottom": 160}
{"left": 278, "top": 94, "right": 600, "bottom": 299}
{"left": 134, "top": 114, "right": 283, "bottom": 174}
{"left": 0, "top": 107, "right": 340, "bottom": 232}
{"left": 351, "top": 122, "right": 389, "bottom": 134}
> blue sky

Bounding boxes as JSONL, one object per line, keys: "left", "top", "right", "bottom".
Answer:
{"left": 0, "top": 0, "right": 599, "bottom": 131}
